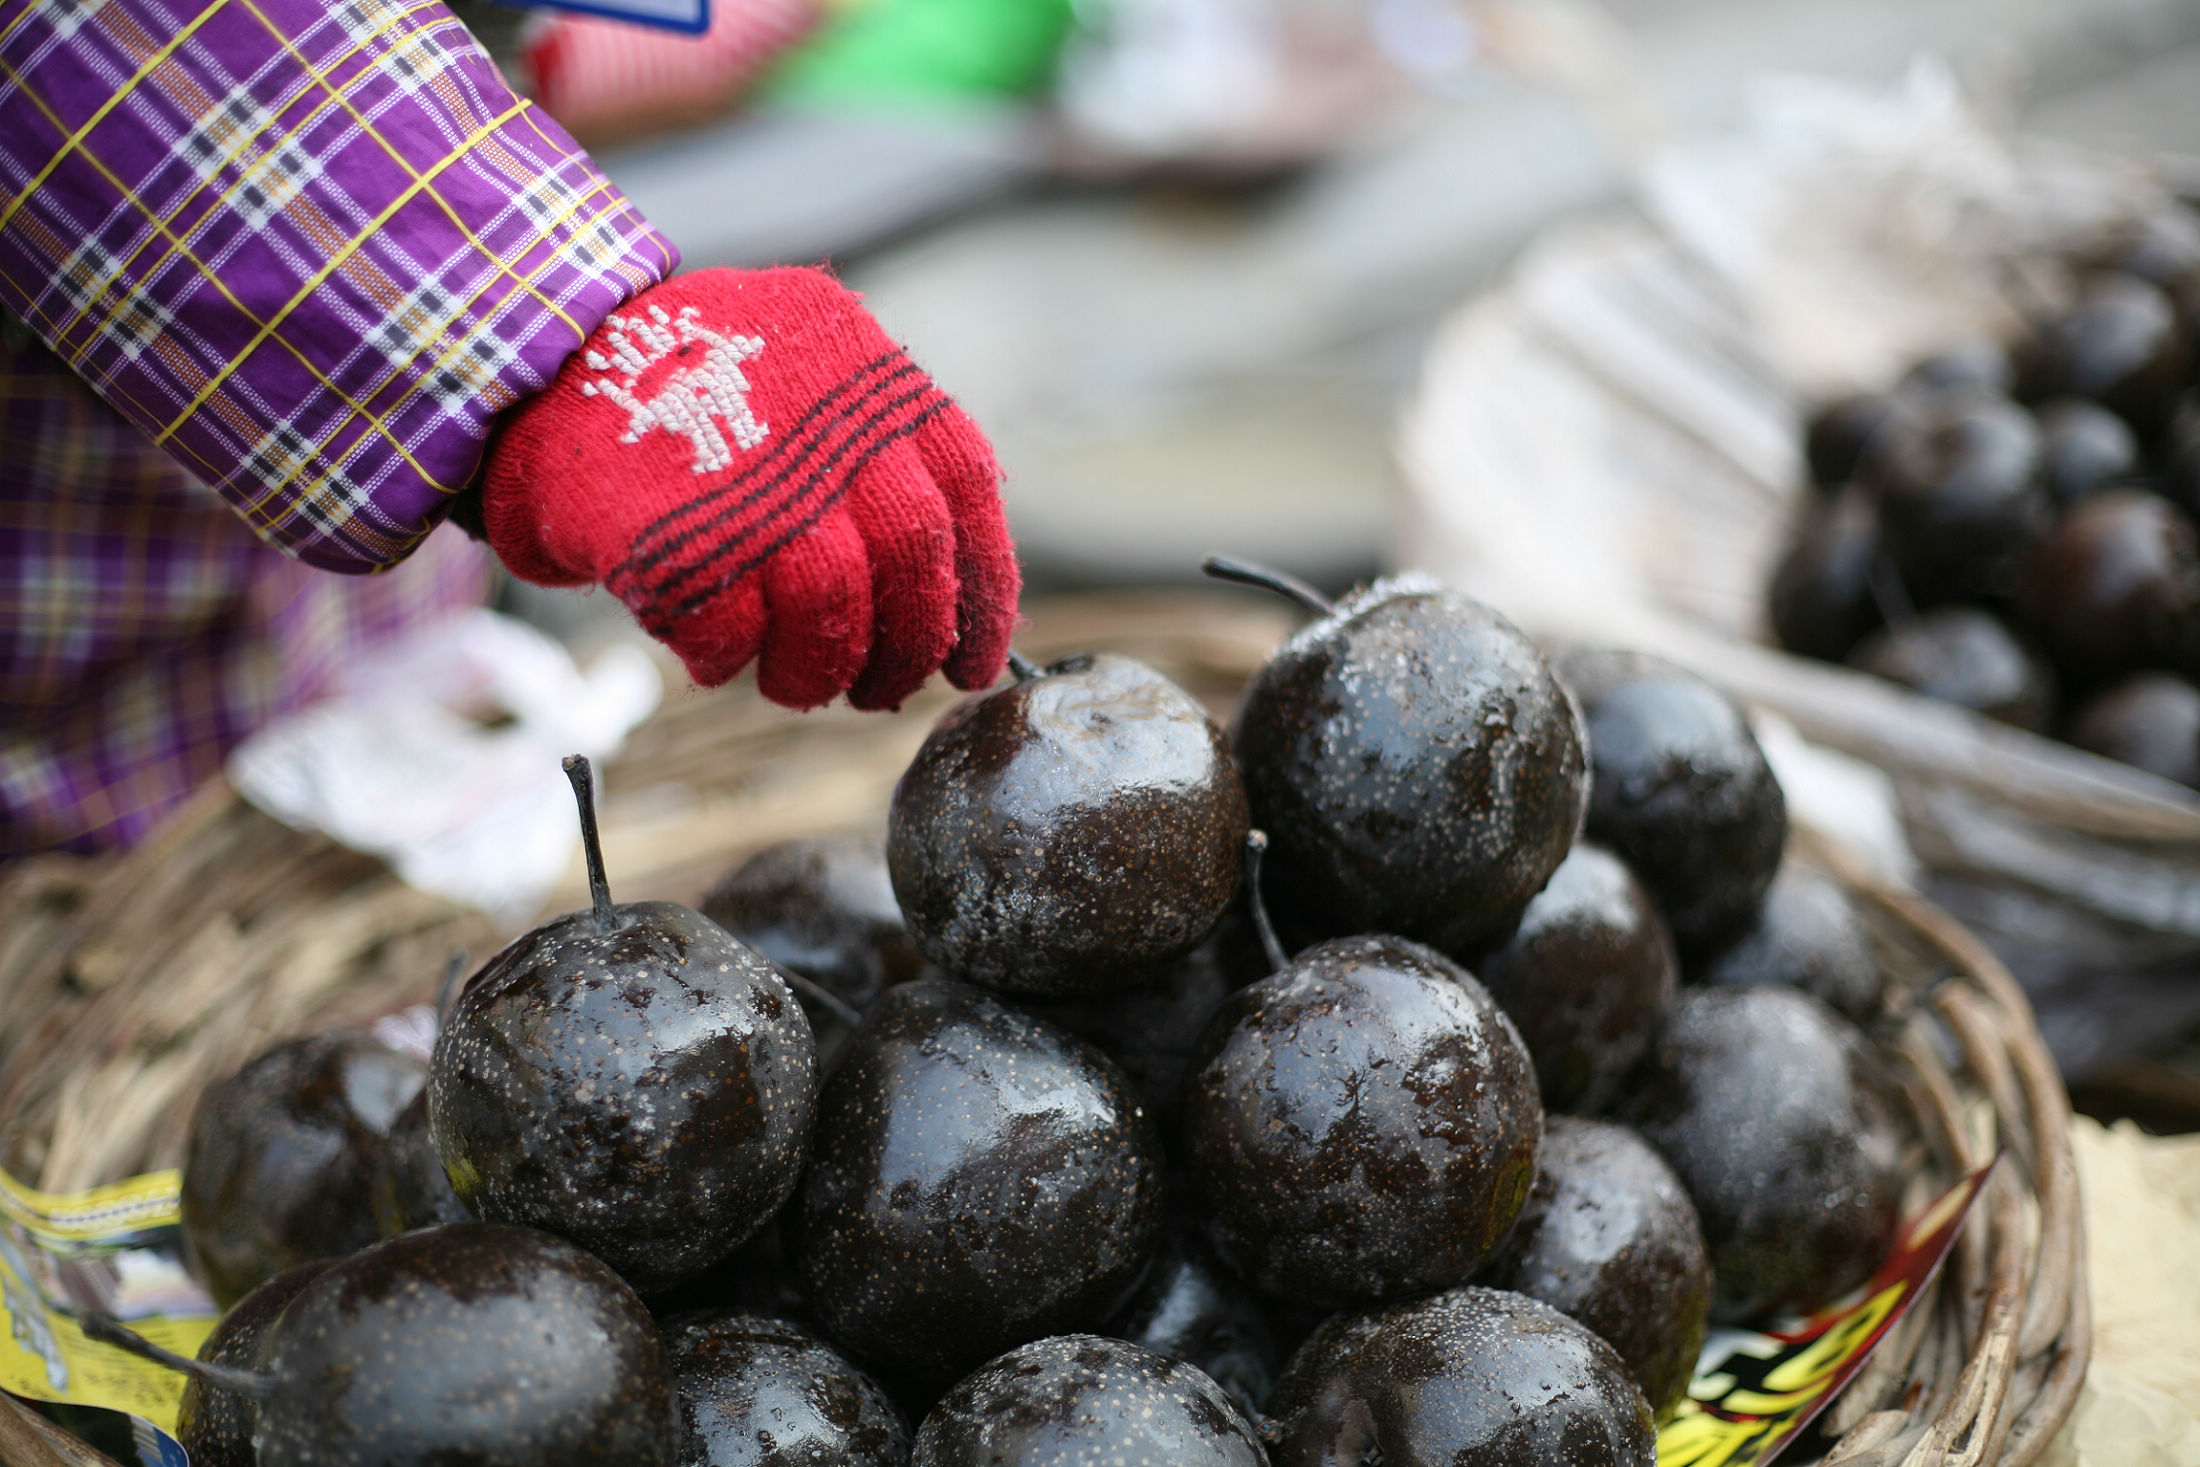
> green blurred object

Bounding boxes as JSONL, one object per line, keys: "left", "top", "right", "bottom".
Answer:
{"left": 761, "top": 0, "right": 1078, "bottom": 106}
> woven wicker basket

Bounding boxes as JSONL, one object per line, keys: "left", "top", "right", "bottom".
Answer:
{"left": 0, "top": 591, "right": 2086, "bottom": 1466}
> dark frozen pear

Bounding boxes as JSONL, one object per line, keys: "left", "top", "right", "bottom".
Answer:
{"left": 913, "top": 1336, "right": 1265, "bottom": 1467}
{"left": 1468, "top": 842, "right": 1677, "bottom": 1114}
{"left": 2065, "top": 672, "right": 2200, "bottom": 789}
{"left": 1553, "top": 647, "right": 1787, "bottom": 953}
{"left": 662, "top": 1310, "right": 908, "bottom": 1467}
{"left": 371, "top": 1089, "right": 471, "bottom": 1237}
{"left": 700, "top": 833, "right": 924, "bottom": 1056}
{"left": 2034, "top": 397, "right": 2139, "bottom": 507}
{"left": 1621, "top": 986, "right": 1905, "bottom": 1323}
{"left": 1220, "top": 564, "right": 1588, "bottom": 952}
{"left": 1767, "top": 483, "right": 1888, "bottom": 663}
{"left": 428, "top": 758, "right": 816, "bottom": 1295}
{"left": 2016, "top": 272, "right": 2188, "bottom": 438}
{"left": 1265, "top": 1287, "right": 1655, "bottom": 1467}
{"left": 648, "top": 1207, "right": 810, "bottom": 1325}
{"left": 92, "top": 1223, "right": 678, "bottom": 1467}
{"left": 175, "top": 1260, "right": 333, "bottom": 1467}
{"left": 1689, "top": 860, "right": 1883, "bottom": 1023}
{"left": 1872, "top": 389, "right": 2049, "bottom": 605}
{"left": 1023, "top": 937, "right": 1231, "bottom": 1154}
{"left": 1803, "top": 391, "right": 1919, "bottom": 490}
{"left": 2021, "top": 489, "right": 2200, "bottom": 688}
{"left": 887, "top": 652, "right": 1247, "bottom": 999}
{"left": 1481, "top": 1117, "right": 1713, "bottom": 1422}
{"left": 181, "top": 1033, "right": 425, "bottom": 1308}
{"left": 1103, "top": 1220, "right": 1279, "bottom": 1419}
{"left": 1844, "top": 606, "right": 2056, "bottom": 731}
{"left": 1183, "top": 934, "right": 1541, "bottom": 1308}
{"left": 791, "top": 979, "right": 1166, "bottom": 1389}
{"left": 1897, "top": 338, "right": 2013, "bottom": 398}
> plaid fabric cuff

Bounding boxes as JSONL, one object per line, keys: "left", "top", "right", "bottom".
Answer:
{"left": 0, "top": 0, "right": 677, "bottom": 573}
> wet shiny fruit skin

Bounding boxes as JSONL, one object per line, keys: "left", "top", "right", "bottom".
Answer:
{"left": 2021, "top": 489, "right": 2200, "bottom": 688}
{"left": 176, "top": 1260, "right": 333, "bottom": 1467}
{"left": 1103, "top": 1220, "right": 1280, "bottom": 1419}
{"left": 662, "top": 1309, "right": 908, "bottom": 1467}
{"left": 2016, "top": 272, "right": 2188, "bottom": 438}
{"left": 1468, "top": 842, "right": 1678, "bottom": 1114}
{"left": 251, "top": 1223, "right": 675, "bottom": 1467}
{"left": 1844, "top": 607, "right": 2056, "bottom": 731}
{"left": 1183, "top": 935, "right": 1542, "bottom": 1308}
{"left": 2034, "top": 397, "right": 2138, "bottom": 508}
{"left": 1804, "top": 391, "right": 1917, "bottom": 490}
{"left": 2065, "top": 672, "right": 2200, "bottom": 789}
{"left": 1554, "top": 648, "right": 1787, "bottom": 953}
{"left": 428, "top": 901, "right": 817, "bottom": 1295}
{"left": 182, "top": 1033, "right": 425, "bottom": 1308}
{"left": 791, "top": 979, "right": 1166, "bottom": 1388}
{"left": 1233, "top": 574, "right": 1589, "bottom": 952}
{"left": 1480, "top": 1117, "right": 1713, "bottom": 1422}
{"left": 1689, "top": 860, "right": 1883, "bottom": 1023}
{"left": 888, "top": 653, "right": 1248, "bottom": 998}
{"left": 1621, "top": 986, "right": 1905, "bottom": 1323}
{"left": 1265, "top": 1286, "right": 1656, "bottom": 1467}
{"left": 913, "top": 1335, "right": 1266, "bottom": 1467}
{"left": 701, "top": 833, "right": 925, "bottom": 1053}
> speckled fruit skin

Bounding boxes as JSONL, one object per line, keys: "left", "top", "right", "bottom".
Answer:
{"left": 176, "top": 1260, "right": 332, "bottom": 1467}
{"left": 1481, "top": 1117, "right": 1713, "bottom": 1423}
{"left": 1689, "top": 861, "right": 1882, "bottom": 1024}
{"left": 1845, "top": 607, "right": 2057, "bottom": 731}
{"left": 1104, "top": 1220, "right": 1280, "bottom": 1420}
{"left": 371, "top": 1090, "right": 472, "bottom": 1237}
{"left": 1233, "top": 574, "right": 1589, "bottom": 953}
{"left": 790, "top": 980, "right": 1166, "bottom": 1388}
{"left": 887, "top": 653, "right": 1248, "bottom": 999}
{"left": 1025, "top": 938, "right": 1232, "bottom": 1156}
{"left": 1265, "top": 1286, "right": 1656, "bottom": 1467}
{"left": 1183, "top": 935, "right": 1542, "bottom": 1308}
{"left": 1468, "top": 843, "right": 1678, "bottom": 1114}
{"left": 1553, "top": 648, "right": 1787, "bottom": 954}
{"left": 182, "top": 1034, "right": 425, "bottom": 1308}
{"left": 662, "top": 1309, "right": 908, "bottom": 1467}
{"left": 428, "top": 901, "right": 816, "bottom": 1296}
{"left": 1620, "top": 986, "right": 1905, "bottom": 1323}
{"left": 701, "top": 834, "right": 925, "bottom": 1052}
{"left": 913, "top": 1335, "right": 1266, "bottom": 1467}
{"left": 251, "top": 1223, "right": 675, "bottom": 1467}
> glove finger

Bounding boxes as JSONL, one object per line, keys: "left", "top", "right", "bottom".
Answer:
{"left": 667, "top": 577, "right": 767, "bottom": 689}
{"left": 912, "top": 405, "right": 1021, "bottom": 690}
{"left": 757, "top": 502, "right": 873, "bottom": 709}
{"left": 845, "top": 441, "right": 959, "bottom": 711}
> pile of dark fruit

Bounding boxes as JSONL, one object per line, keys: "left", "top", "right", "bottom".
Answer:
{"left": 106, "top": 563, "right": 1919, "bottom": 1466}
{"left": 1771, "top": 205, "right": 2200, "bottom": 790}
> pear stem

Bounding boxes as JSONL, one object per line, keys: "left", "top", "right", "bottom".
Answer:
{"left": 80, "top": 1314, "right": 272, "bottom": 1399}
{"left": 776, "top": 969, "right": 866, "bottom": 1032}
{"left": 562, "top": 756, "right": 618, "bottom": 934}
{"left": 1006, "top": 651, "right": 1042, "bottom": 683}
{"left": 1243, "top": 831, "right": 1289, "bottom": 974}
{"left": 436, "top": 949, "right": 470, "bottom": 1021}
{"left": 1201, "top": 555, "right": 1334, "bottom": 617}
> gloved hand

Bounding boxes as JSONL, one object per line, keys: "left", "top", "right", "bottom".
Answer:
{"left": 484, "top": 267, "right": 1019, "bottom": 710}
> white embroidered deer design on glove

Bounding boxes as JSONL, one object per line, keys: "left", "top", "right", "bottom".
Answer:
{"left": 579, "top": 304, "right": 768, "bottom": 474}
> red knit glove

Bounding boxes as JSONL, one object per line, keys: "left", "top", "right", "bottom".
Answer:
{"left": 484, "top": 267, "right": 1020, "bottom": 710}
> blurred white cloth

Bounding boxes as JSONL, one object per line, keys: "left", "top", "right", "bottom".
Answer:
{"left": 229, "top": 610, "right": 661, "bottom": 924}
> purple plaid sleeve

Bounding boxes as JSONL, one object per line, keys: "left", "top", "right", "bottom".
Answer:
{"left": 0, "top": 0, "right": 678, "bottom": 573}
